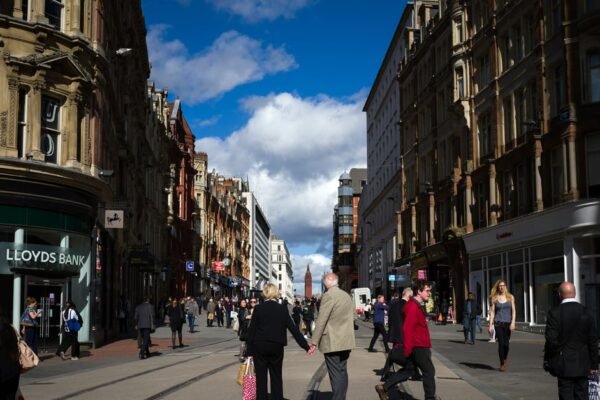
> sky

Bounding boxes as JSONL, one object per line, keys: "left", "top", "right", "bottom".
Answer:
{"left": 142, "top": 0, "right": 406, "bottom": 295}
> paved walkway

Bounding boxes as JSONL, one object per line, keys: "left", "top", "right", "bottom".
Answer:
{"left": 22, "top": 318, "right": 534, "bottom": 399}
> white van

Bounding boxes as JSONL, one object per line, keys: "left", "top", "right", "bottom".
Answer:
{"left": 351, "top": 287, "right": 371, "bottom": 316}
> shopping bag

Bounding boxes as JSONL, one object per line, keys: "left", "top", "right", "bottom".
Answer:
{"left": 589, "top": 371, "right": 600, "bottom": 400}
{"left": 242, "top": 356, "right": 256, "bottom": 400}
{"left": 15, "top": 329, "right": 39, "bottom": 373}
{"left": 232, "top": 318, "right": 240, "bottom": 332}
{"left": 236, "top": 358, "right": 249, "bottom": 385}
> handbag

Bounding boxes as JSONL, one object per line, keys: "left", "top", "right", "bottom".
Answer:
{"left": 67, "top": 318, "right": 81, "bottom": 332}
{"left": 20, "top": 309, "right": 35, "bottom": 327}
{"left": 242, "top": 357, "right": 256, "bottom": 400}
{"left": 589, "top": 371, "right": 600, "bottom": 400}
{"left": 232, "top": 318, "right": 240, "bottom": 332}
{"left": 15, "top": 329, "right": 39, "bottom": 373}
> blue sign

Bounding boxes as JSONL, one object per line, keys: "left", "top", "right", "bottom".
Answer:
{"left": 388, "top": 274, "right": 396, "bottom": 281}
{"left": 186, "top": 261, "right": 195, "bottom": 272}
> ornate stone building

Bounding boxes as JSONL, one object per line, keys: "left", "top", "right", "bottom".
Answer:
{"left": 0, "top": 1, "right": 170, "bottom": 346}
{"left": 362, "top": 0, "right": 600, "bottom": 327}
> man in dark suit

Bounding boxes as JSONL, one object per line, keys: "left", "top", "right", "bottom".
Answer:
{"left": 134, "top": 298, "right": 154, "bottom": 359}
{"left": 544, "top": 281, "right": 598, "bottom": 400}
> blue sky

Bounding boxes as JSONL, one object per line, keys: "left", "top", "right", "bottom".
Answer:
{"left": 142, "top": 0, "right": 406, "bottom": 294}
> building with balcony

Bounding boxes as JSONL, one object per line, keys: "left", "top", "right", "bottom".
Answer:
{"left": 332, "top": 169, "right": 366, "bottom": 292}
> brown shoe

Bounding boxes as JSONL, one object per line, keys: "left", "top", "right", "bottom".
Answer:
{"left": 375, "top": 384, "right": 389, "bottom": 400}
{"left": 499, "top": 361, "right": 506, "bottom": 371}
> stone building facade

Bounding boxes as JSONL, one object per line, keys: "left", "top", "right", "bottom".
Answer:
{"left": 0, "top": 0, "right": 172, "bottom": 346}
{"left": 362, "top": 0, "right": 600, "bottom": 327}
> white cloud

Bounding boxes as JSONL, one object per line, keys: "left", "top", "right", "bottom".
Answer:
{"left": 206, "top": 0, "right": 312, "bottom": 22}
{"left": 196, "top": 91, "right": 367, "bottom": 271}
{"left": 146, "top": 26, "right": 297, "bottom": 105}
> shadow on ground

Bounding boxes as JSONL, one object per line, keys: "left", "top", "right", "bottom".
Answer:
{"left": 459, "top": 362, "right": 495, "bottom": 370}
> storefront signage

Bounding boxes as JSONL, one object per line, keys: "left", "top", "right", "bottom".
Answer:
{"left": 105, "top": 210, "right": 124, "bottom": 229}
{"left": 1, "top": 243, "right": 86, "bottom": 275}
{"left": 496, "top": 232, "right": 513, "bottom": 240}
{"left": 212, "top": 261, "right": 225, "bottom": 271}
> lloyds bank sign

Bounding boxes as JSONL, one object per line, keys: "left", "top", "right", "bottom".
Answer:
{"left": 0, "top": 243, "right": 88, "bottom": 276}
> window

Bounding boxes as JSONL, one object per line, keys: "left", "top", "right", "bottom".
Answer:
{"left": 554, "top": 65, "right": 565, "bottom": 115}
{"left": 512, "top": 25, "right": 523, "bottom": 62}
{"left": 589, "top": 52, "right": 600, "bottom": 103}
{"left": 456, "top": 67, "right": 464, "bottom": 99}
{"left": 500, "top": 35, "right": 511, "bottom": 71}
{"left": 454, "top": 17, "right": 463, "bottom": 44}
{"left": 17, "top": 89, "right": 27, "bottom": 159}
{"left": 515, "top": 88, "right": 526, "bottom": 137}
{"left": 524, "top": 13, "right": 536, "bottom": 53}
{"left": 503, "top": 96, "right": 514, "bottom": 149}
{"left": 478, "top": 112, "right": 491, "bottom": 161}
{"left": 45, "top": 0, "right": 64, "bottom": 30}
{"left": 21, "top": 0, "right": 29, "bottom": 20}
{"left": 550, "top": 146, "right": 564, "bottom": 204}
{"left": 587, "top": 133, "right": 600, "bottom": 197}
{"left": 501, "top": 170, "right": 513, "bottom": 219}
{"left": 551, "top": 0, "right": 561, "bottom": 36}
{"left": 586, "top": 0, "right": 600, "bottom": 12}
{"left": 41, "top": 95, "right": 60, "bottom": 164}
{"left": 516, "top": 161, "right": 531, "bottom": 215}
{"left": 479, "top": 54, "right": 490, "bottom": 89}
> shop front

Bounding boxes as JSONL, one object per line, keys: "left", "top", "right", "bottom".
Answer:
{"left": 463, "top": 200, "right": 600, "bottom": 331}
{"left": 0, "top": 205, "right": 94, "bottom": 351}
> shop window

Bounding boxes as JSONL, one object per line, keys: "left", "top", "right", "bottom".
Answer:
{"left": 532, "top": 257, "right": 563, "bottom": 323}
{"left": 586, "top": 132, "right": 600, "bottom": 197}
{"left": 489, "top": 268, "right": 503, "bottom": 289}
{"left": 41, "top": 95, "right": 60, "bottom": 164}
{"left": 531, "top": 241, "right": 563, "bottom": 260}
{"left": 45, "top": 0, "right": 64, "bottom": 30}
{"left": 471, "top": 258, "right": 482, "bottom": 271}
{"left": 510, "top": 264, "right": 525, "bottom": 321}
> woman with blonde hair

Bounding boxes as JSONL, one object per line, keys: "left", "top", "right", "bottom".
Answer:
{"left": 487, "top": 280, "right": 516, "bottom": 371}
{"left": 247, "top": 283, "right": 311, "bottom": 400}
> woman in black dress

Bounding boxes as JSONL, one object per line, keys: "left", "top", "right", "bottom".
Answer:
{"left": 166, "top": 299, "right": 185, "bottom": 349}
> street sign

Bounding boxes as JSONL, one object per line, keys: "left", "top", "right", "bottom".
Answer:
{"left": 212, "top": 261, "right": 225, "bottom": 271}
{"left": 186, "top": 260, "right": 194, "bottom": 272}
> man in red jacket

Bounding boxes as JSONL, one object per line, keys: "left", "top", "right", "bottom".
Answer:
{"left": 403, "top": 280, "right": 437, "bottom": 400}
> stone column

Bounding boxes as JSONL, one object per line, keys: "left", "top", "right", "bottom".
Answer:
{"left": 28, "top": 81, "right": 45, "bottom": 161}
{"left": 12, "top": 228, "right": 25, "bottom": 329}
{"left": 66, "top": 93, "right": 80, "bottom": 165}
{"left": 30, "top": 0, "right": 48, "bottom": 24}
{"left": 12, "top": 2, "right": 24, "bottom": 21}
{"left": 567, "top": 136, "right": 578, "bottom": 199}
{"left": 464, "top": 173, "right": 473, "bottom": 233}
{"left": 6, "top": 78, "right": 19, "bottom": 150}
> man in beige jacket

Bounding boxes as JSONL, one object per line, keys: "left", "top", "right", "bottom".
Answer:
{"left": 309, "top": 273, "right": 356, "bottom": 400}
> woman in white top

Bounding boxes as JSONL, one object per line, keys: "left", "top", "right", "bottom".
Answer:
{"left": 56, "top": 301, "right": 81, "bottom": 361}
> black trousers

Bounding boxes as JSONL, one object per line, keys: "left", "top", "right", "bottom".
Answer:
{"left": 494, "top": 323, "right": 511, "bottom": 364}
{"left": 557, "top": 376, "right": 588, "bottom": 400}
{"left": 369, "top": 322, "right": 390, "bottom": 352}
{"left": 412, "top": 347, "right": 436, "bottom": 400}
{"left": 58, "top": 331, "right": 80, "bottom": 357}
{"left": 253, "top": 341, "right": 284, "bottom": 400}
{"left": 324, "top": 350, "right": 351, "bottom": 400}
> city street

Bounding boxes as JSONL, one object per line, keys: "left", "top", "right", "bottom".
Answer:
{"left": 19, "top": 318, "right": 556, "bottom": 400}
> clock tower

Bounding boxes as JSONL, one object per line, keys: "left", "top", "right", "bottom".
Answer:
{"left": 304, "top": 265, "right": 312, "bottom": 298}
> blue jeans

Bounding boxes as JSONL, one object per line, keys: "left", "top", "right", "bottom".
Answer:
{"left": 187, "top": 314, "right": 195, "bottom": 332}
{"left": 463, "top": 318, "right": 476, "bottom": 343}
